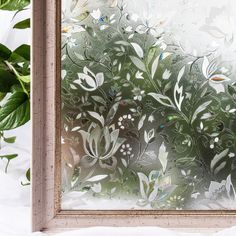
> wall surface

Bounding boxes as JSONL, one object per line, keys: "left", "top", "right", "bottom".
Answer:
{"left": 0, "top": 8, "right": 34, "bottom": 236}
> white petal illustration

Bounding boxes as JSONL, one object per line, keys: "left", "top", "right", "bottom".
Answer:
{"left": 90, "top": 9, "right": 101, "bottom": 20}
{"left": 131, "top": 42, "right": 144, "bottom": 58}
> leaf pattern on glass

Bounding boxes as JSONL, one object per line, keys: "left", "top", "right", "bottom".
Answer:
{"left": 61, "top": 0, "right": 236, "bottom": 210}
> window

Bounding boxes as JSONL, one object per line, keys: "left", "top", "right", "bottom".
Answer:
{"left": 32, "top": 0, "right": 236, "bottom": 232}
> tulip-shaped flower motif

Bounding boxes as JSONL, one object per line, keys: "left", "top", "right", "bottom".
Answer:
{"left": 74, "top": 67, "right": 104, "bottom": 91}
{"left": 79, "top": 125, "right": 126, "bottom": 168}
{"left": 202, "top": 174, "right": 236, "bottom": 209}
{"left": 137, "top": 170, "right": 175, "bottom": 207}
{"left": 202, "top": 57, "right": 230, "bottom": 93}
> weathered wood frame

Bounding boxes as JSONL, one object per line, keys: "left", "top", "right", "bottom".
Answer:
{"left": 32, "top": 0, "right": 236, "bottom": 233}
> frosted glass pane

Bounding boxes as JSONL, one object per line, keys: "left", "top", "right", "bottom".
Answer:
{"left": 61, "top": 0, "right": 236, "bottom": 210}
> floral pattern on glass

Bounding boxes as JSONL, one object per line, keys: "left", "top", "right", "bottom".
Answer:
{"left": 61, "top": 0, "right": 236, "bottom": 210}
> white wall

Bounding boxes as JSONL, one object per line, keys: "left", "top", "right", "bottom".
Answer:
{"left": 0, "top": 8, "right": 31, "bottom": 49}
{"left": 0, "top": 8, "right": 32, "bottom": 234}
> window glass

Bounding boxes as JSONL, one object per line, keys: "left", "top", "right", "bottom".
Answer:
{"left": 61, "top": 0, "right": 236, "bottom": 210}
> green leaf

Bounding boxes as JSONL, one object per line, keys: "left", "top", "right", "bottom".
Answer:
{"left": 10, "top": 84, "right": 24, "bottom": 93}
{"left": 0, "top": 69, "right": 19, "bottom": 93}
{"left": 0, "top": 92, "right": 30, "bottom": 130}
{"left": 8, "top": 44, "right": 30, "bottom": 64}
{"left": 0, "top": 154, "right": 17, "bottom": 160}
{"left": 26, "top": 168, "right": 30, "bottom": 181}
{"left": 21, "top": 168, "right": 30, "bottom": 186}
{"left": 0, "top": 154, "right": 18, "bottom": 173}
{"left": 13, "top": 18, "right": 30, "bottom": 29}
{"left": 18, "top": 75, "right": 30, "bottom": 83}
{"left": 13, "top": 44, "right": 30, "bottom": 61}
{"left": 0, "top": 92, "right": 6, "bottom": 102}
{"left": 4, "top": 136, "right": 16, "bottom": 143}
{"left": 0, "top": 43, "right": 11, "bottom": 61}
{"left": 0, "top": 0, "right": 30, "bottom": 10}
{"left": 9, "top": 53, "right": 27, "bottom": 63}
{"left": 4, "top": 62, "right": 30, "bottom": 95}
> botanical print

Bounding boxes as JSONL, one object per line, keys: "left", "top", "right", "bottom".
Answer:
{"left": 61, "top": 0, "right": 236, "bottom": 210}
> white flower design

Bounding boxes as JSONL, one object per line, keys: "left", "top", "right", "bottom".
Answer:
{"left": 166, "top": 195, "right": 185, "bottom": 210}
{"left": 132, "top": 87, "right": 145, "bottom": 101}
{"left": 67, "top": 38, "right": 76, "bottom": 48}
{"left": 162, "top": 69, "right": 171, "bottom": 80}
{"left": 125, "top": 26, "right": 133, "bottom": 32}
{"left": 135, "top": 14, "right": 167, "bottom": 37}
{"left": 137, "top": 170, "right": 174, "bottom": 207}
{"left": 202, "top": 56, "right": 230, "bottom": 93}
{"left": 135, "top": 71, "right": 144, "bottom": 79}
{"left": 62, "top": 25, "right": 85, "bottom": 38}
{"left": 118, "top": 114, "right": 134, "bottom": 130}
{"left": 120, "top": 144, "right": 132, "bottom": 156}
{"left": 79, "top": 125, "right": 125, "bottom": 161}
{"left": 74, "top": 67, "right": 104, "bottom": 91}
{"left": 90, "top": 9, "right": 101, "bottom": 20}
{"left": 200, "top": 8, "right": 234, "bottom": 45}
{"left": 203, "top": 175, "right": 236, "bottom": 210}
{"left": 61, "top": 70, "right": 67, "bottom": 80}
{"left": 62, "top": 0, "right": 89, "bottom": 21}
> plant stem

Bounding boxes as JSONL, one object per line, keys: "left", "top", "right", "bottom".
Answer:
{"left": 0, "top": 0, "right": 11, "bottom": 9}
{"left": 145, "top": 66, "right": 161, "bottom": 93}
{"left": 4, "top": 61, "right": 29, "bottom": 97}
{"left": 5, "top": 160, "right": 10, "bottom": 173}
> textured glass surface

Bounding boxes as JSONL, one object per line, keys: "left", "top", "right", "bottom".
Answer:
{"left": 61, "top": 0, "right": 236, "bottom": 210}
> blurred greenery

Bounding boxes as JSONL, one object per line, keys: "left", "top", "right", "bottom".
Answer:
{"left": 0, "top": 0, "right": 30, "bottom": 173}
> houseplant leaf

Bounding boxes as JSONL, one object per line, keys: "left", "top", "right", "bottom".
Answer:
{"left": 0, "top": 69, "right": 19, "bottom": 92}
{"left": 0, "top": 92, "right": 30, "bottom": 130}
{"left": 0, "top": 43, "right": 11, "bottom": 60}
{"left": 13, "top": 44, "right": 30, "bottom": 61}
{"left": 13, "top": 18, "right": 30, "bottom": 29}
{"left": 0, "top": 0, "right": 30, "bottom": 10}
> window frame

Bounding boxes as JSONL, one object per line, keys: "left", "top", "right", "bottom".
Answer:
{"left": 31, "top": 0, "right": 236, "bottom": 233}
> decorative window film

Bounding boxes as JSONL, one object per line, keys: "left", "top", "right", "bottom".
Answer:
{"left": 61, "top": 0, "right": 236, "bottom": 211}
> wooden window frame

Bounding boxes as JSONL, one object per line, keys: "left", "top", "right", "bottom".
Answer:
{"left": 31, "top": 0, "right": 236, "bottom": 233}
